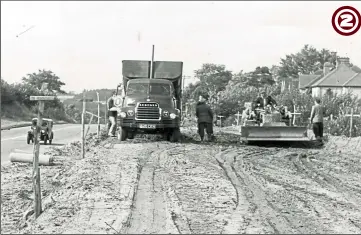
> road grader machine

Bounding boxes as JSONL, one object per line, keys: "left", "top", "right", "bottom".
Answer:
{"left": 240, "top": 102, "right": 310, "bottom": 143}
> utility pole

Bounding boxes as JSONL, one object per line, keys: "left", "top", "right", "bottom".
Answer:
{"left": 150, "top": 45, "right": 154, "bottom": 79}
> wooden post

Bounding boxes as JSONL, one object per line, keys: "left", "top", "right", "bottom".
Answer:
{"left": 345, "top": 108, "right": 360, "bottom": 138}
{"left": 29, "top": 83, "right": 55, "bottom": 219}
{"left": 86, "top": 113, "right": 94, "bottom": 137}
{"left": 235, "top": 111, "right": 242, "bottom": 126}
{"left": 81, "top": 91, "right": 86, "bottom": 159}
{"left": 79, "top": 95, "right": 94, "bottom": 158}
{"left": 218, "top": 115, "right": 225, "bottom": 127}
{"left": 105, "top": 96, "right": 108, "bottom": 126}
{"left": 97, "top": 92, "right": 100, "bottom": 139}
{"left": 350, "top": 108, "right": 353, "bottom": 138}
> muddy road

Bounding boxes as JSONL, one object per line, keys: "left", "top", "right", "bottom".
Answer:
{"left": 2, "top": 129, "right": 361, "bottom": 234}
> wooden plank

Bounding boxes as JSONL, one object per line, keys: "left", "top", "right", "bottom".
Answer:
{"left": 30, "top": 96, "right": 55, "bottom": 101}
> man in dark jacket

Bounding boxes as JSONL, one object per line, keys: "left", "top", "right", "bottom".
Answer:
{"left": 196, "top": 95, "right": 215, "bottom": 142}
{"left": 254, "top": 91, "right": 277, "bottom": 109}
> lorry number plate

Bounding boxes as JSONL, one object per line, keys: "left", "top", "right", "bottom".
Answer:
{"left": 139, "top": 124, "right": 156, "bottom": 129}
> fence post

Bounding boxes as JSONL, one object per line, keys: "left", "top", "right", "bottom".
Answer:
{"left": 105, "top": 96, "right": 108, "bottom": 126}
{"left": 350, "top": 108, "right": 354, "bottom": 138}
{"left": 97, "top": 92, "right": 100, "bottom": 139}
{"left": 235, "top": 111, "right": 241, "bottom": 126}
{"left": 81, "top": 91, "right": 86, "bottom": 159}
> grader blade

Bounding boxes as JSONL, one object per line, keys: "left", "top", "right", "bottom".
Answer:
{"left": 240, "top": 125, "right": 310, "bottom": 141}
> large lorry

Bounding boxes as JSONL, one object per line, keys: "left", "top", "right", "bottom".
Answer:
{"left": 113, "top": 48, "right": 183, "bottom": 142}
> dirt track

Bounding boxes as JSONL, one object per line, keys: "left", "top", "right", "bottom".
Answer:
{"left": 2, "top": 128, "right": 361, "bottom": 234}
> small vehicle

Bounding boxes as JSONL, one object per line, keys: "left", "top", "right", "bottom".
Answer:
{"left": 27, "top": 118, "right": 54, "bottom": 145}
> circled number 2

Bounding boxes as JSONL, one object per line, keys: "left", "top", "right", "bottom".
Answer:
{"left": 340, "top": 14, "right": 354, "bottom": 27}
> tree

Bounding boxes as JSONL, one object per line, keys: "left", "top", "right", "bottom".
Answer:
{"left": 277, "top": 45, "right": 338, "bottom": 79}
{"left": 193, "top": 63, "right": 233, "bottom": 108}
{"left": 240, "top": 66, "right": 275, "bottom": 88}
{"left": 22, "top": 69, "right": 66, "bottom": 94}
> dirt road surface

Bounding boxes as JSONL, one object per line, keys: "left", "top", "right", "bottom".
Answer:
{"left": 1, "top": 128, "right": 361, "bottom": 234}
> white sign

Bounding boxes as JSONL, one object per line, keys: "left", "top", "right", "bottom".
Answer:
{"left": 30, "top": 96, "right": 55, "bottom": 101}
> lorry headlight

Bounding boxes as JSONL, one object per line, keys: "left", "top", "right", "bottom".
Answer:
{"left": 127, "top": 110, "right": 134, "bottom": 116}
{"left": 119, "top": 112, "right": 127, "bottom": 118}
{"left": 163, "top": 110, "right": 169, "bottom": 117}
{"left": 126, "top": 98, "right": 135, "bottom": 106}
{"left": 170, "top": 113, "right": 176, "bottom": 119}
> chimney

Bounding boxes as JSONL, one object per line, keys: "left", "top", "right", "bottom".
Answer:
{"left": 323, "top": 62, "right": 332, "bottom": 75}
{"left": 336, "top": 57, "right": 350, "bottom": 68}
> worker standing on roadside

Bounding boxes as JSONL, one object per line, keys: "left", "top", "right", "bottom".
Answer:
{"left": 107, "top": 91, "right": 118, "bottom": 137}
{"left": 196, "top": 95, "right": 215, "bottom": 142}
{"left": 310, "top": 97, "right": 324, "bottom": 142}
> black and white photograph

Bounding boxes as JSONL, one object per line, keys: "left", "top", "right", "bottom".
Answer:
{"left": 1, "top": 1, "right": 361, "bottom": 234}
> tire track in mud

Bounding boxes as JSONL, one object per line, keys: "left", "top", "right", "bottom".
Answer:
{"left": 215, "top": 147, "right": 298, "bottom": 234}
{"left": 235, "top": 147, "right": 361, "bottom": 234}
{"left": 291, "top": 154, "right": 361, "bottom": 206}
{"left": 121, "top": 145, "right": 191, "bottom": 234}
{"left": 159, "top": 144, "right": 238, "bottom": 234}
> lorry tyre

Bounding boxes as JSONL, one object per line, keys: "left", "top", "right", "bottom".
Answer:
{"left": 163, "top": 131, "right": 171, "bottom": 141}
{"left": 118, "top": 127, "right": 127, "bottom": 141}
{"left": 170, "top": 128, "right": 181, "bottom": 142}
{"left": 128, "top": 131, "right": 135, "bottom": 139}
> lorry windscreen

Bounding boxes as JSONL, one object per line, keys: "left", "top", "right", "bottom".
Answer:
{"left": 127, "top": 83, "right": 172, "bottom": 96}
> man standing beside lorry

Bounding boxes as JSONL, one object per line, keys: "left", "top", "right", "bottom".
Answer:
{"left": 196, "top": 95, "right": 215, "bottom": 142}
{"left": 107, "top": 91, "right": 118, "bottom": 137}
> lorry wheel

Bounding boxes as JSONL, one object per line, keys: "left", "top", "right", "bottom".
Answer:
{"left": 170, "top": 128, "right": 181, "bottom": 142}
{"left": 163, "top": 132, "right": 171, "bottom": 141}
{"left": 118, "top": 127, "right": 127, "bottom": 141}
{"left": 128, "top": 132, "right": 135, "bottom": 139}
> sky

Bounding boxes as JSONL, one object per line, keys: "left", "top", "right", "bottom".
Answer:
{"left": 1, "top": 1, "right": 361, "bottom": 93}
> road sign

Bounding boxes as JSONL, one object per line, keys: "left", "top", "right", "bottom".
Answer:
{"left": 332, "top": 6, "right": 361, "bottom": 36}
{"left": 30, "top": 96, "right": 55, "bottom": 101}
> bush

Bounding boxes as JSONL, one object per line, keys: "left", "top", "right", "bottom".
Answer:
{"left": 325, "top": 116, "right": 361, "bottom": 137}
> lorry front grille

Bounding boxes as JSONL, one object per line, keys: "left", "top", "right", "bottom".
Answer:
{"left": 136, "top": 102, "right": 160, "bottom": 120}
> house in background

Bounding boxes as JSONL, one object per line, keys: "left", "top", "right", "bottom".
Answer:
{"left": 297, "top": 57, "right": 361, "bottom": 97}
{"left": 300, "top": 57, "right": 361, "bottom": 97}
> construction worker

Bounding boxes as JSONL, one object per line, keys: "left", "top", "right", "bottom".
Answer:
{"left": 107, "top": 91, "right": 118, "bottom": 137}
{"left": 255, "top": 91, "right": 277, "bottom": 109}
{"left": 196, "top": 95, "right": 215, "bottom": 142}
{"left": 310, "top": 97, "right": 324, "bottom": 142}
